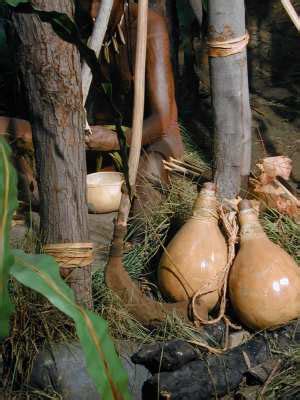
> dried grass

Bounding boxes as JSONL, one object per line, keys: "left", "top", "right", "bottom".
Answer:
{"left": 5, "top": 127, "right": 300, "bottom": 397}
{"left": 264, "top": 346, "right": 300, "bottom": 399}
{"left": 3, "top": 282, "right": 75, "bottom": 391}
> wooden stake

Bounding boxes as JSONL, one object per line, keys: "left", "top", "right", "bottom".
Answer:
{"left": 81, "top": 0, "right": 114, "bottom": 106}
{"left": 281, "top": 0, "right": 300, "bottom": 32}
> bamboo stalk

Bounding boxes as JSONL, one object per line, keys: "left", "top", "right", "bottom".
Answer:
{"left": 281, "top": 0, "right": 300, "bottom": 32}
{"left": 112, "top": 0, "right": 149, "bottom": 228}
{"left": 81, "top": 0, "right": 114, "bottom": 106}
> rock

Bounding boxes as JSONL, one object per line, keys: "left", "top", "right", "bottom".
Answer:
{"left": 88, "top": 213, "right": 116, "bottom": 272}
{"left": 228, "top": 330, "right": 251, "bottom": 350}
{"left": 261, "top": 87, "right": 292, "bottom": 102}
{"left": 132, "top": 340, "right": 198, "bottom": 374}
{"left": 30, "top": 341, "right": 151, "bottom": 400}
{"left": 9, "top": 221, "right": 27, "bottom": 249}
{"left": 11, "top": 211, "right": 116, "bottom": 273}
{"left": 142, "top": 323, "right": 300, "bottom": 400}
{"left": 142, "top": 337, "right": 270, "bottom": 400}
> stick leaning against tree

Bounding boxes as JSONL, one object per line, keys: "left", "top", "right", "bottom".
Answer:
{"left": 104, "top": 0, "right": 207, "bottom": 326}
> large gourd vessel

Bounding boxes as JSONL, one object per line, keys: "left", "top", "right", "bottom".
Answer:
{"left": 158, "top": 182, "right": 228, "bottom": 312}
{"left": 229, "top": 200, "right": 300, "bottom": 330}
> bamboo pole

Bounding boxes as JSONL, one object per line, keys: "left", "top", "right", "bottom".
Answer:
{"left": 81, "top": 0, "right": 114, "bottom": 106}
{"left": 208, "top": 0, "right": 252, "bottom": 199}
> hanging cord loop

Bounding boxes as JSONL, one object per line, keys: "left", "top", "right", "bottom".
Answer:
{"left": 43, "top": 243, "right": 94, "bottom": 268}
{"left": 207, "top": 32, "right": 249, "bottom": 57}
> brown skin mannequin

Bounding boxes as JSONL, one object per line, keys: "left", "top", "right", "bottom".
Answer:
{"left": 85, "top": 0, "right": 183, "bottom": 160}
{"left": 85, "top": 0, "right": 183, "bottom": 214}
{"left": 4, "top": 0, "right": 183, "bottom": 213}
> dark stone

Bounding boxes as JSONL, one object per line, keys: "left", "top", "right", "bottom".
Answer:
{"left": 141, "top": 322, "right": 300, "bottom": 400}
{"left": 132, "top": 340, "right": 198, "bottom": 374}
{"left": 30, "top": 341, "right": 151, "bottom": 400}
{"left": 142, "top": 337, "right": 270, "bottom": 400}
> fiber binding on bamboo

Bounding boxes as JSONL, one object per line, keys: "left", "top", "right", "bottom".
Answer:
{"left": 43, "top": 243, "right": 94, "bottom": 268}
{"left": 207, "top": 32, "right": 249, "bottom": 57}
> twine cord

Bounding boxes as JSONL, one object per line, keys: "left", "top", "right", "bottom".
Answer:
{"left": 43, "top": 243, "right": 94, "bottom": 268}
{"left": 191, "top": 206, "right": 241, "bottom": 354}
{"left": 207, "top": 32, "right": 249, "bottom": 57}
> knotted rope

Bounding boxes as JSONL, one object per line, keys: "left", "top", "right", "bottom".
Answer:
{"left": 207, "top": 32, "right": 249, "bottom": 57}
{"left": 43, "top": 243, "right": 94, "bottom": 268}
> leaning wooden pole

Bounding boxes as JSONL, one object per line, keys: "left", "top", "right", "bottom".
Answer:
{"left": 81, "top": 0, "right": 114, "bottom": 106}
{"left": 208, "top": 0, "right": 251, "bottom": 199}
{"left": 105, "top": 0, "right": 206, "bottom": 326}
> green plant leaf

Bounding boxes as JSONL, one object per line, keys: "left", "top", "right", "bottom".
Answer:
{"left": 11, "top": 250, "right": 131, "bottom": 400}
{"left": 0, "top": 137, "right": 18, "bottom": 339}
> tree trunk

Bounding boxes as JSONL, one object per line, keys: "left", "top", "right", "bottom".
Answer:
{"left": 13, "top": 0, "right": 92, "bottom": 307}
{"left": 208, "top": 0, "right": 251, "bottom": 199}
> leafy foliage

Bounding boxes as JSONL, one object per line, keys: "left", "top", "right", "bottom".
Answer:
{"left": 0, "top": 137, "right": 131, "bottom": 399}
{"left": 0, "top": 137, "right": 17, "bottom": 338}
{"left": 11, "top": 251, "right": 130, "bottom": 400}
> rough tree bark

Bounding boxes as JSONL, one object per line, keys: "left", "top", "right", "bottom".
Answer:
{"left": 13, "top": 0, "right": 93, "bottom": 307}
{"left": 208, "top": 0, "right": 251, "bottom": 199}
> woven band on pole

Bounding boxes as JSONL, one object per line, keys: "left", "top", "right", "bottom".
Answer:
{"left": 43, "top": 243, "right": 94, "bottom": 268}
{"left": 207, "top": 32, "right": 249, "bottom": 57}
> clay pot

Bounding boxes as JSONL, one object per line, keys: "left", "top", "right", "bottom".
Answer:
{"left": 158, "top": 183, "right": 227, "bottom": 311}
{"left": 87, "top": 172, "right": 123, "bottom": 214}
{"left": 229, "top": 200, "right": 300, "bottom": 330}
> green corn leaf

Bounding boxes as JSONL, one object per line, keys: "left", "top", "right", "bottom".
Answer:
{"left": 0, "top": 137, "right": 18, "bottom": 339}
{"left": 11, "top": 250, "right": 131, "bottom": 400}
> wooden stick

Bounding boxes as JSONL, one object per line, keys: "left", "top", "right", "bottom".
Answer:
{"left": 114, "top": 0, "right": 148, "bottom": 228}
{"left": 169, "top": 157, "right": 206, "bottom": 175}
{"left": 128, "top": 0, "right": 148, "bottom": 191}
{"left": 281, "top": 0, "right": 300, "bottom": 32}
{"left": 81, "top": 0, "right": 114, "bottom": 106}
{"left": 108, "top": 0, "right": 148, "bottom": 235}
{"left": 163, "top": 160, "right": 201, "bottom": 177}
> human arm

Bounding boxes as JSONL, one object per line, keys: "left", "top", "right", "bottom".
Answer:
{"left": 125, "top": 11, "right": 178, "bottom": 147}
{"left": 85, "top": 10, "right": 178, "bottom": 151}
